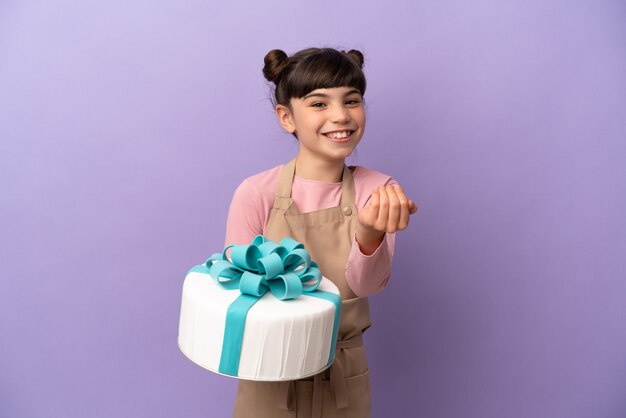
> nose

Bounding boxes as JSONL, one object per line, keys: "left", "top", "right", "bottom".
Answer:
{"left": 330, "top": 104, "right": 351, "bottom": 123}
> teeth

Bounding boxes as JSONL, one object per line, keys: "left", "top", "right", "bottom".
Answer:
{"left": 326, "top": 131, "right": 351, "bottom": 139}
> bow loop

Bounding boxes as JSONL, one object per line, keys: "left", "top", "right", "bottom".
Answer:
{"left": 283, "top": 248, "right": 310, "bottom": 272}
{"left": 267, "top": 272, "right": 302, "bottom": 300}
{"left": 239, "top": 271, "right": 268, "bottom": 297}
{"left": 230, "top": 244, "right": 263, "bottom": 272}
{"left": 257, "top": 252, "right": 285, "bottom": 278}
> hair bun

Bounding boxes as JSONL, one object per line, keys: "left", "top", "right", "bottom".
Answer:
{"left": 345, "top": 49, "right": 364, "bottom": 68}
{"left": 263, "top": 49, "right": 289, "bottom": 83}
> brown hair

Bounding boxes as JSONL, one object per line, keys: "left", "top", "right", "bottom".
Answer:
{"left": 263, "top": 47, "right": 366, "bottom": 107}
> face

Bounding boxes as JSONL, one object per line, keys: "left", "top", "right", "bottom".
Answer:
{"left": 276, "top": 86, "right": 366, "bottom": 164}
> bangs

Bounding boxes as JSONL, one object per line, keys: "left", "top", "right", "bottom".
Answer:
{"left": 286, "top": 50, "right": 366, "bottom": 99}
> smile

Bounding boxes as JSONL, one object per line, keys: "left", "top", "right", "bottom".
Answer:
{"left": 322, "top": 130, "right": 354, "bottom": 142}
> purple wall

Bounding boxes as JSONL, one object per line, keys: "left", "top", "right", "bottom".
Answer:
{"left": 1, "top": 1, "right": 625, "bottom": 417}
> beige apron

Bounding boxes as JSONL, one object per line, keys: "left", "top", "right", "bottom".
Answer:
{"left": 232, "top": 159, "right": 372, "bottom": 418}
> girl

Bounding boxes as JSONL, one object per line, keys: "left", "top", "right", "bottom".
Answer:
{"left": 225, "top": 47, "right": 417, "bottom": 418}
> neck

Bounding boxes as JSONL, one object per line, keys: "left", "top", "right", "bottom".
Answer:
{"left": 294, "top": 155, "right": 345, "bottom": 183}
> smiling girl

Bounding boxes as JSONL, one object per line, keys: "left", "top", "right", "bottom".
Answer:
{"left": 225, "top": 47, "right": 417, "bottom": 418}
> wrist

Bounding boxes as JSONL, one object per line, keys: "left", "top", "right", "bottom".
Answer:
{"left": 355, "top": 223, "right": 385, "bottom": 255}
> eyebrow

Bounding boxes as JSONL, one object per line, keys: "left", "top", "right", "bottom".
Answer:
{"left": 303, "top": 89, "right": 362, "bottom": 99}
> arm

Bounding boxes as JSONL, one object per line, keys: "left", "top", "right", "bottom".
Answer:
{"left": 346, "top": 183, "right": 417, "bottom": 296}
{"left": 224, "top": 180, "right": 265, "bottom": 246}
{"left": 345, "top": 231, "right": 396, "bottom": 296}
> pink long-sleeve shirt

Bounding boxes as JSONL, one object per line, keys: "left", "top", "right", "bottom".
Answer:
{"left": 224, "top": 164, "right": 396, "bottom": 297}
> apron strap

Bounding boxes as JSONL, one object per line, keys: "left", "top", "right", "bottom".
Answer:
{"left": 276, "top": 158, "right": 297, "bottom": 199}
{"left": 276, "top": 380, "right": 295, "bottom": 411}
{"left": 328, "top": 334, "right": 363, "bottom": 412}
{"left": 339, "top": 165, "right": 356, "bottom": 209}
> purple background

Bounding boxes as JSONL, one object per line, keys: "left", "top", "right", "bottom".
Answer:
{"left": 1, "top": 1, "right": 625, "bottom": 417}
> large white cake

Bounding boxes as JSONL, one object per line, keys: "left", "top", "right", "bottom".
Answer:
{"left": 178, "top": 257, "right": 341, "bottom": 381}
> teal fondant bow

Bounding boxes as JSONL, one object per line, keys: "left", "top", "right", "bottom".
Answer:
{"left": 205, "top": 235, "right": 322, "bottom": 300}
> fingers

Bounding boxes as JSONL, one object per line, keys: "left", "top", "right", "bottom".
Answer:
{"left": 359, "top": 188, "right": 380, "bottom": 229}
{"left": 393, "top": 184, "right": 410, "bottom": 230}
{"left": 392, "top": 183, "right": 418, "bottom": 216}
{"left": 376, "top": 186, "right": 389, "bottom": 231}
{"left": 384, "top": 185, "right": 400, "bottom": 233}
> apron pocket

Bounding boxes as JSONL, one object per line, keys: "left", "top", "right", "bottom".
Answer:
{"left": 343, "top": 369, "right": 371, "bottom": 417}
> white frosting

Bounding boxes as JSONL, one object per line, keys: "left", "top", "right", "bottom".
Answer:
{"left": 178, "top": 269, "right": 340, "bottom": 381}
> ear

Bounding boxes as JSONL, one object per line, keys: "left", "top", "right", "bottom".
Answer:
{"left": 275, "top": 105, "right": 296, "bottom": 134}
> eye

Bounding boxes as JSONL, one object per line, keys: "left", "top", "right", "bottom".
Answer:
{"left": 345, "top": 98, "right": 362, "bottom": 106}
{"left": 311, "top": 102, "right": 326, "bottom": 108}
